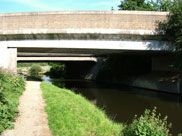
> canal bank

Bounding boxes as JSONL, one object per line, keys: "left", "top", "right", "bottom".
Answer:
{"left": 43, "top": 78, "right": 182, "bottom": 135}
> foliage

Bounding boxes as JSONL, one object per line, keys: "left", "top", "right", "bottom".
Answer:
{"left": 41, "top": 82, "right": 175, "bottom": 135}
{"left": 158, "top": 0, "right": 182, "bottom": 70}
{"left": 29, "top": 64, "right": 42, "bottom": 80}
{"left": 0, "top": 69, "right": 25, "bottom": 133}
{"left": 17, "top": 62, "right": 48, "bottom": 68}
{"left": 150, "top": 0, "right": 174, "bottom": 11}
{"left": 159, "top": 0, "right": 182, "bottom": 49}
{"left": 123, "top": 107, "right": 172, "bottom": 136}
{"left": 48, "top": 62, "right": 66, "bottom": 78}
{"left": 118, "top": 0, "right": 153, "bottom": 11}
{"left": 118, "top": 0, "right": 173, "bottom": 11}
{"left": 41, "top": 82, "right": 123, "bottom": 136}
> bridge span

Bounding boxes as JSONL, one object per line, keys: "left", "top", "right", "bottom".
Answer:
{"left": 17, "top": 57, "right": 98, "bottom": 62}
{"left": 0, "top": 10, "right": 172, "bottom": 72}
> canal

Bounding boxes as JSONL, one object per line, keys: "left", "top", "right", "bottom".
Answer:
{"left": 43, "top": 77, "right": 182, "bottom": 135}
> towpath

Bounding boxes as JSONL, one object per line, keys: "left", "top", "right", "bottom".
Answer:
{"left": 2, "top": 81, "right": 52, "bottom": 136}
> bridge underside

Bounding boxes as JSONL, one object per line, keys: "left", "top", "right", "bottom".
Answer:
{"left": 0, "top": 39, "right": 172, "bottom": 73}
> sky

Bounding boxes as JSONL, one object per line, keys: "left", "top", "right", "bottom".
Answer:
{"left": 0, "top": 0, "right": 121, "bottom": 13}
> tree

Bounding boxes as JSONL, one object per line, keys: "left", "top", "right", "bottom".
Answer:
{"left": 118, "top": 0, "right": 153, "bottom": 11}
{"left": 149, "top": 0, "right": 173, "bottom": 11}
{"left": 29, "top": 64, "right": 42, "bottom": 80}
{"left": 118, "top": 0, "right": 173, "bottom": 11}
{"left": 48, "top": 62, "right": 66, "bottom": 78}
{"left": 160, "top": 0, "right": 182, "bottom": 50}
{"left": 159, "top": 0, "right": 182, "bottom": 70}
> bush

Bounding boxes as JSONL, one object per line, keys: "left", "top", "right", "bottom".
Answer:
{"left": 29, "top": 64, "right": 42, "bottom": 80}
{"left": 123, "top": 107, "right": 172, "bottom": 136}
{"left": 0, "top": 69, "right": 25, "bottom": 134}
{"left": 48, "top": 62, "right": 66, "bottom": 78}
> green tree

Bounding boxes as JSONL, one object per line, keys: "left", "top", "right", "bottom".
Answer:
{"left": 48, "top": 62, "right": 66, "bottom": 78}
{"left": 160, "top": 0, "right": 182, "bottom": 49}
{"left": 150, "top": 0, "right": 173, "bottom": 11}
{"left": 118, "top": 0, "right": 173, "bottom": 11}
{"left": 159, "top": 0, "right": 182, "bottom": 70}
{"left": 29, "top": 64, "right": 42, "bottom": 80}
{"left": 118, "top": 0, "right": 153, "bottom": 10}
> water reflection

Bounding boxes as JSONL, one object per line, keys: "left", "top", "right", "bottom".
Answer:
{"left": 43, "top": 77, "right": 182, "bottom": 135}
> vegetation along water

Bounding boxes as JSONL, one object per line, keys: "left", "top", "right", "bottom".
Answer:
{"left": 42, "top": 77, "right": 182, "bottom": 136}
{"left": 42, "top": 78, "right": 179, "bottom": 136}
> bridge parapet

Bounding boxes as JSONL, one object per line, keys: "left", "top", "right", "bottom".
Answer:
{"left": 0, "top": 11, "right": 168, "bottom": 40}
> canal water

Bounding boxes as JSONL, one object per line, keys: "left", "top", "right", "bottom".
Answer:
{"left": 43, "top": 77, "right": 182, "bottom": 135}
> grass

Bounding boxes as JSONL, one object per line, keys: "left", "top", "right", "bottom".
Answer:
{"left": 41, "top": 82, "right": 124, "bottom": 136}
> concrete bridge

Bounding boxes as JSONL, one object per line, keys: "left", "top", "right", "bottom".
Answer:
{"left": 0, "top": 10, "right": 172, "bottom": 72}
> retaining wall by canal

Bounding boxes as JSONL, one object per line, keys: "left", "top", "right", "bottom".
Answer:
{"left": 119, "top": 76, "right": 182, "bottom": 94}
{"left": 95, "top": 73, "right": 182, "bottom": 94}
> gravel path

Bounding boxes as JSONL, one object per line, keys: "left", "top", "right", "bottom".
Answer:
{"left": 1, "top": 81, "right": 52, "bottom": 136}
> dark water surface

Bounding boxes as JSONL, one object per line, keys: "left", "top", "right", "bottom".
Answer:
{"left": 43, "top": 77, "right": 182, "bottom": 135}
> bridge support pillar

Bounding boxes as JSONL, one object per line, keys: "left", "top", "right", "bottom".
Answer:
{"left": 8, "top": 48, "right": 17, "bottom": 73}
{"left": 0, "top": 44, "right": 9, "bottom": 70}
{"left": 0, "top": 44, "right": 17, "bottom": 73}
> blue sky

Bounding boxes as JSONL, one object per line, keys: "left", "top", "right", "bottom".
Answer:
{"left": 0, "top": 0, "right": 121, "bottom": 13}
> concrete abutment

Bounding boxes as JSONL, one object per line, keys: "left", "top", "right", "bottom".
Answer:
{"left": 0, "top": 44, "right": 17, "bottom": 73}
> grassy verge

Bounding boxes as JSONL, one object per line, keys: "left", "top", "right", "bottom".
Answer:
{"left": 0, "top": 70, "right": 25, "bottom": 133}
{"left": 41, "top": 82, "right": 123, "bottom": 136}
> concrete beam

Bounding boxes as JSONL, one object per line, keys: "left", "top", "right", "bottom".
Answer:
{"left": 0, "top": 33, "right": 162, "bottom": 41}
{"left": 4, "top": 39, "right": 173, "bottom": 52}
{"left": 17, "top": 52, "right": 94, "bottom": 57}
{"left": 0, "top": 29, "right": 157, "bottom": 36}
{"left": 17, "top": 57, "right": 98, "bottom": 62}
